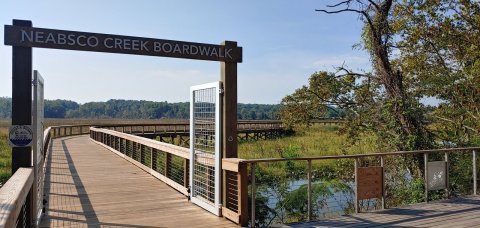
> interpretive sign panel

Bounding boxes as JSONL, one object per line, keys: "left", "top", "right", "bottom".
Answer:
{"left": 357, "top": 166, "right": 383, "bottom": 200}
{"left": 4, "top": 25, "right": 242, "bottom": 62}
{"left": 427, "top": 161, "right": 447, "bottom": 190}
{"left": 9, "top": 125, "right": 33, "bottom": 147}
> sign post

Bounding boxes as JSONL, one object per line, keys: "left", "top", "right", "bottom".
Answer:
{"left": 5, "top": 19, "right": 243, "bottom": 224}
{"left": 10, "top": 19, "right": 33, "bottom": 228}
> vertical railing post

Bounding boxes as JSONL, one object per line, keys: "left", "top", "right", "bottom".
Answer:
{"left": 183, "top": 159, "right": 189, "bottom": 188}
{"left": 445, "top": 152, "right": 449, "bottom": 198}
{"left": 354, "top": 158, "right": 359, "bottom": 213}
{"left": 238, "top": 162, "right": 248, "bottom": 227}
{"left": 424, "top": 152, "right": 429, "bottom": 202}
{"left": 473, "top": 150, "right": 477, "bottom": 195}
{"left": 150, "top": 148, "right": 154, "bottom": 169}
{"left": 380, "top": 155, "right": 385, "bottom": 210}
{"left": 307, "top": 159, "right": 312, "bottom": 221}
{"left": 251, "top": 163, "right": 256, "bottom": 227}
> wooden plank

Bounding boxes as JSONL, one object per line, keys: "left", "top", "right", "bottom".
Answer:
{"left": 222, "top": 158, "right": 244, "bottom": 172}
{"left": 91, "top": 139, "right": 189, "bottom": 195}
{"left": 222, "top": 207, "right": 239, "bottom": 224}
{"left": 287, "top": 196, "right": 480, "bottom": 227}
{"left": 40, "top": 135, "right": 235, "bottom": 227}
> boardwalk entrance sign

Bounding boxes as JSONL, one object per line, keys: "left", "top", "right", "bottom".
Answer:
{"left": 4, "top": 25, "right": 242, "bottom": 62}
{"left": 5, "top": 19, "right": 242, "bottom": 225}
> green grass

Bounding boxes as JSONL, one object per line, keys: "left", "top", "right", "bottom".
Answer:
{"left": 239, "top": 125, "right": 379, "bottom": 160}
{"left": 0, "top": 127, "right": 11, "bottom": 186}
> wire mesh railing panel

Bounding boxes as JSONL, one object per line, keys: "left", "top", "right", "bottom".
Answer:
{"left": 192, "top": 86, "right": 218, "bottom": 205}
{"left": 133, "top": 143, "right": 140, "bottom": 162}
{"left": 14, "top": 199, "right": 27, "bottom": 228}
{"left": 169, "top": 156, "right": 186, "bottom": 186}
{"left": 448, "top": 152, "right": 475, "bottom": 196}
{"left": 383, "top": 154, "right": 425, "bottom": 208}
{"left": 311, "top": 159, "right": 355, "bottom": 219}
{"left": 225, "top": 170, "right": 239, "bottom": 213}
{"left": 142, "top": 146, "right": 152, "bottom": 168}
{"left": 249, "top": 160, "right": 310, "bottom": 226}
{"left": 155, "top": 150, "right": 167, "bottom": 176}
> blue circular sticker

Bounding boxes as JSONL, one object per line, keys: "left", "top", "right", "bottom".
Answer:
{"left": 9, "top": 125, "right": 33, "bottom": 147}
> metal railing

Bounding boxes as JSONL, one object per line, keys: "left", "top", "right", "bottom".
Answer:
{"left": 89, "top": 127, "right": 190, "bottom": 195}
{"left": 0, "top": 126, "right": 58, "bottom": 227}
{"left": 0, "top": 167, "right": 34, "bottom": 227}
{"left": 223, "top": 147, "right": 480, "bottom": 227}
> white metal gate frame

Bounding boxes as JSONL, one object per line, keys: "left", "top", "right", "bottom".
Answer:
{"left": 32, "top": 70, "right": 45, "bottom": 225}
{"left": 189, "top": 81, "right": 222, "bottom": 216}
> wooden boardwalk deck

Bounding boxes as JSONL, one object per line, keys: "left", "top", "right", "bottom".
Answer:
{"left": 283, "top": 196, "right": 480, "bottom": 228}
{"left": 40, "top": 135, "right": 235, "bottom": 227}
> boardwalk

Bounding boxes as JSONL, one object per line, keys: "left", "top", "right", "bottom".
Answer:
{"left": 40, "top": 135, "right": 235, "bottom": 227}
{"left": 284, "top": 196, "right": 480, "bottom": 228}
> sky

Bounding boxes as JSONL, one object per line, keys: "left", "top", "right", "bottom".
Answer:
{"left": 0, "top": 0, "right": 370, "bottom": 104}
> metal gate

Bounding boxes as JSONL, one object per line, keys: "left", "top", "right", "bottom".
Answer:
{"left": 189, "top": 81, "right": 222, "bottom": 216}
{"left": 32, "top": 70, "right": 45, "bottom": 225}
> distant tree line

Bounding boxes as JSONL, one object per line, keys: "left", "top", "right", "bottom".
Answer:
{"left": 0, "top": 97, "right": 328, "bottom": 120}
{"left": 0, "top": 97, "right": 342, "bottom": 120}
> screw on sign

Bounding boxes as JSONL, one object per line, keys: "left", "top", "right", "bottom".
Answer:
{"left": 9, "top": 125, "right": 33, "bottom": 147}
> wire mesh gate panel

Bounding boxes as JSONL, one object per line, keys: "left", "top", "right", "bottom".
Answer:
{"left": 32, "top": 70, "right": 45, "bottom": 225}
{"left": 190, "top": 81, "right": 222, "bottom": 216}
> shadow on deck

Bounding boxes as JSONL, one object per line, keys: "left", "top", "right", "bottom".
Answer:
{"left": 40, "top": 135, "right": 235, "bottom": 227}
{"left": 282, "top": 196, "right": 480, "bottom": 228}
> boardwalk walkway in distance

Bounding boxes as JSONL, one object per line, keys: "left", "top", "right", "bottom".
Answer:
{"left": 40, "top": 135, "right": 235, "bottom": 227}
{"left": 283, "top": 196, "right": 480, "bottom": 228}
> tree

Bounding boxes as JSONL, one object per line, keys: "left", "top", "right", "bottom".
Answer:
{"left": 282, "top": 0, "right": 432, "bottom": 151}
{"left": 392, "top": 0, "right": 480, "bottom": 146}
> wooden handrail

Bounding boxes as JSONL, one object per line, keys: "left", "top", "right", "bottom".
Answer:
{"left": 0, "top": 168, "right": 34, "bottom": 227}
{"left": 90, "top": 127, "right": 189, "bottom": 159}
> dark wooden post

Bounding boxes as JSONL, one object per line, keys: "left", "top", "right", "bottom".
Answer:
{"left": 220, "top": 41, "right": 238, "bottom": 159}
{"left": 221, "top": 41, "right": 238, "bottom": 221}
{"left": 11, "top": 19, "right": 33, "bottom": 173}
{"left": 11, "top": 19, "right": 33, "bottom": 228}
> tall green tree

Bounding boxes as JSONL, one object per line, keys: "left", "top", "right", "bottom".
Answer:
{"left": 283, "top": 0, "right": 479, "bottom": 149}
{"left": 393, "top": 0, "right": 480, "bottom": 146}
{"left": 282, "top": 0, "right": 432, "bottom": 151}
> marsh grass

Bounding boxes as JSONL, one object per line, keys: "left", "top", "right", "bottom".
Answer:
{"left": 239, "top": 125, "right": 378, "bottom": 159}
{"left": 0, "top": 127, "right": 11, "bottom": 185}
{"left": 237, "top": 125, "right": 379, "bottom": 178}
